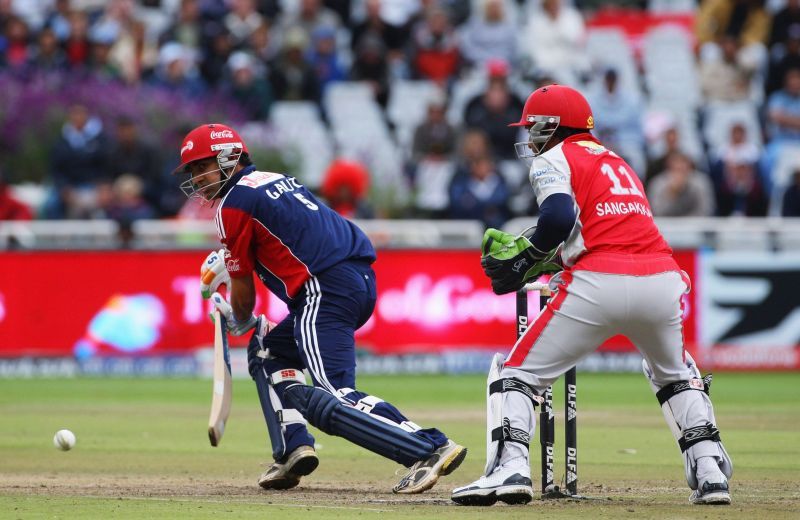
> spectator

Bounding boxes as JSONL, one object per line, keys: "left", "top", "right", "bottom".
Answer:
{"left": 410, "top": 93, "right": 457, "bottom": 218}
{"left": 306, "top": 25, "right": 346, "bottom": 91}
{"left": 695, "top": 0, "right": 769, "bottom": 76}
{"left": 0, "top": 170, "right": 34, "bottom": 220}
{"left": 320, "top": 159, "right": 375, "bottom": 219}
{"left": 711, "top": 122, "right": 761, "bottom": 184}
{"left": 781, "top": 169, "right": 800, "bottom": 215}
{"left": 161, "top": 0, "right": 204, "bottom": 51}
{"left": 1, "top": 15, "right": 32, "bottom": 71}
{"left": 699, "top": 36, "right": 756, "bottom": 102}
{"left": 29, "top": 26, "right": 67, "bottom": 73}
{"left": 769, "top": 22, "right": 800, "bottom": 94}
{"left": 199, "top": 24, "right": 234, "bottom": 88}
{"left": 448, "top": 152, "right": 511, "bottom": 228}
{"left": 647, "top": 152, "right": 715, "bottom": 217}
{"left": 454, "top": 128, "right": 492, "bottom": 175}
{"left": 149, "top": 42, "right": 206, "bottom": 98}
{"left": 222, "top": 51, "right": 273, "bottom": 120}
{"left": 768, "top": 0, "right": 800, "bottom": 50}
{"left": 764, "top": 67, "right": 800, "bottom": 189}
{"left": 107, "top": 116, "right": 162, "bottom": 208}
{"left": 458, "top": 0, "right": 517, "bottom": 72}
{"left": 412, "top": 92, "right": 456, "bottom": 163}
{"left": 88, "top": 34, "right": 124, "bottom": 82}
{"left": 519, "top": 0, "right": 588, "bottom": 85}
{"left": 224, "top": 0, "right": 265, "bottom": 47}
{"left": 109, "top": 19, "right": 159, "bottom": 84}
{"left": 44, "top": 0, "right": 72, "bottom": 42}
{"left": 248, "top": 20, "right": 280, "bottom": 63}
{"left": 646, "top": 124, "right": 684, "bottom": 185}
{"left": 104, "top": 173, "right": 157, "bottom": 223}
{"left": 350, "top": 32, "right": 390, "bottom": 107}
{"left": 410, "top": 5, "right": 460, "bottom": 86}
{"left": 270, "top": 27, "right": 320, "bottom": 104}
{"left": 45, "top": 104, "right": 111, "bottom": 219}
{"left": 90, "top": 0, "right": 136, "bottom": 47}
{"left": 715, "top": 150, "right": 769, "bottom": 216}
{"left": 351, "top": 0, "right": 409, "bottom": 56}
{"left": 463, "top": 60, "right": 525, "bottom": 160}
{"left": 64, "top": 10, "right": 91, "bottom": 68}
{"left": 279, "top": 0, "right": 342, "bottom": 45}
{"left": 589, "top": 67, "right": 646, "bottom": 176}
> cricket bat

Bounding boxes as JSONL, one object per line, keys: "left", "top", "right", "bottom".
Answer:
{"left": 208, "top": 309, "right": 232, "bottom": 447}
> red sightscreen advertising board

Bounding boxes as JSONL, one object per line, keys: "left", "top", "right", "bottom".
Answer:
{"left": 0, "top": 250, "right": 697, "bottom": 358}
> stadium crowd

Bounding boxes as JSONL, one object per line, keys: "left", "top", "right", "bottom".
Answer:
{"left": 2, "top": 0, "right": 800, "bottom": 229}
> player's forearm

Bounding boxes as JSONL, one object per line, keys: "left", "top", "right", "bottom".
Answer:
{"left": 527, "top": 193, "right": 576, "bottom": 252}
{"left": 230, "top": 275, "right": 257, "bottom": 323}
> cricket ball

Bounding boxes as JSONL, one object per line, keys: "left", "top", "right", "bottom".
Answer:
{"left": 53, "top": 429, "right": 76, "bottom": 451}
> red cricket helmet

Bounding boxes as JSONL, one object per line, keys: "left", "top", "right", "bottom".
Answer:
{"left": 174, "top": 123, "right": 249, "bottom": 174}
{"left": 510, "top": 85, "right": 594, "bottom": 158}
{"left": 174, "top": 123, "right": 249, "bottom": 201}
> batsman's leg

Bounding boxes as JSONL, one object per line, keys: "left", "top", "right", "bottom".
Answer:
{"left": 248, "top": 317, "right": 319, "bottom": 490}
{"left": 287, "top": 266, "right": 466, "bottom": 493}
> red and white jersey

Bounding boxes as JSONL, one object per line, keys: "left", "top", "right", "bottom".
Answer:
{"left": 529, "top": 133, "right": 678, "bottom": 275}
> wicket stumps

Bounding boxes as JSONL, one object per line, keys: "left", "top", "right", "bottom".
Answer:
{"left": 516, "top": 282, "right": 579, "bottom": 499}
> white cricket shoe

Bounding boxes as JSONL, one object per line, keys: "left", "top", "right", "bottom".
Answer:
{"left": 258, "top": 445, "right": 319, "bottom": 490}
{"left": 392, "top": 440, "right": 467, "bottom": 494}
{"left": 690, "top": 479, "right": 731, "bottom": 505}
{"left": 451, "top": 464, "right": 534, "bottom": 506}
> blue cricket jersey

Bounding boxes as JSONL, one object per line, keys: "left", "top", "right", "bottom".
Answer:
{"left": 214, "top": 166, "right": 376, "bottom": 303}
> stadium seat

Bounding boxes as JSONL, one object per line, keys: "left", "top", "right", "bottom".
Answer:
{"left": 265, "top": 105, "right": 334, "bottom": 188}
{"left": 648, "top": 0, "right": 697, "bottom": 12}
{"left": 387, "top": 80, "right": 441, "bottom": 160}
{"left": 642, "top": 24, "right": 701, "bottom": 110}
{"left": 585, "top": 28, "right": 642, "bottom": 101}
{"left": 702, "top": 100, "right": 763, "bottom": 155}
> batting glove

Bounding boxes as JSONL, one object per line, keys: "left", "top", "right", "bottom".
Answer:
{"left": 210, "top": 292, "right": 275, "bottom": 337}
{"left": 201, "top": 248, "right": 231, "bottom": 299}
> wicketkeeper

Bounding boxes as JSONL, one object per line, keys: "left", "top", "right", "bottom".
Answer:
{"left": 175, "top": 124, "right": 466, "bottom": 493}
{"left": 451, "top": 85, "right": 733, "bottom": 506}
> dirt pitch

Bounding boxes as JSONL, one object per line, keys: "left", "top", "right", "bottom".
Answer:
{"left": 3, "top": 473, "right": 799, "bottom": 519}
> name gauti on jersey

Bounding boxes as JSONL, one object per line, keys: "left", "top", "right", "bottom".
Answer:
{"left": 529, "top": 135, "right": 673, "bottom": 273}
{"left": 215, "top": 166, "right": 376, "bottom": 302}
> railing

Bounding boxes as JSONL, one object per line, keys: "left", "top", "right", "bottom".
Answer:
{"left": 0, "top": 219, "right": 487, "bottom": 250}
{"left": 2, "top": 218, "right": 800, "bottom": 251}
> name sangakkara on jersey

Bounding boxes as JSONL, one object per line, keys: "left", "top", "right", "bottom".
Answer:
{"left": 595, "top": 201, "right": 652, "bottom": 217}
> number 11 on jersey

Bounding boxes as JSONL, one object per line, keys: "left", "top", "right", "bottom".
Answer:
{"left": 601, "top": 163, "right": 643, "bottom": 198}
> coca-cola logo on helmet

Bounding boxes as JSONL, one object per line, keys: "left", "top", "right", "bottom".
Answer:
{"left": 180, "top": 140, "right": 194, "bottom": 156}
{"left": 209, "top": 129, "right": 234, "bottom": 139}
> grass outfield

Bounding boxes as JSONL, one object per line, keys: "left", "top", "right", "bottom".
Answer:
{"left": 1, "top": 373, "right": 799, "bottom": 519}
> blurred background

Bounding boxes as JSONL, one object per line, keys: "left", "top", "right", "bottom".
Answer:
{"left": 1, "top": 0, "right": 799, "bottom": 377}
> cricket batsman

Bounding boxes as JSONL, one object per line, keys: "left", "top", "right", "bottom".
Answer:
{"left": 175, "top": 124, "right": 466, "bottom": 493}
{"left": 450, "top": 85, "right": 733, "bottom": 505}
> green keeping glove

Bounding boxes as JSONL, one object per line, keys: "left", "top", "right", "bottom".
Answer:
{"left": 480, "top": 228, "right": 561, "bottom": 295}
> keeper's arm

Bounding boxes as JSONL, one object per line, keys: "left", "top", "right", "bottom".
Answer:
{"left": 527, "top": 193, "right": 576, "bottom": 253}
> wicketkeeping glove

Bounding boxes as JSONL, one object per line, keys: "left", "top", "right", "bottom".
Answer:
{"left": 210, "top": 292, "right": 275, "bottom": 337}
{"left": 201, "top": 248, "right": 231, "bottom": 299}
{"left": 480, "top": 228, "right": 562, "bottom": 295}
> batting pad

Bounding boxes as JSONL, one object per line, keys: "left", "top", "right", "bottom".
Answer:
{"left": 642, "top": 354, "right": 733, "bottom": 489}
{"left": 284, "top": 384, "right": 435, "bottom": 467}
{"left": 485, "top": 353, "right": 539, "bottom": 476}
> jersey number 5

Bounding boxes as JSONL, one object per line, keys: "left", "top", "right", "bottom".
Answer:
{"left": 601, "top": 163, "right": 643, "bottom": 198}
{"left": 293, "top": 193, "right": 319, "bottom": 210}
